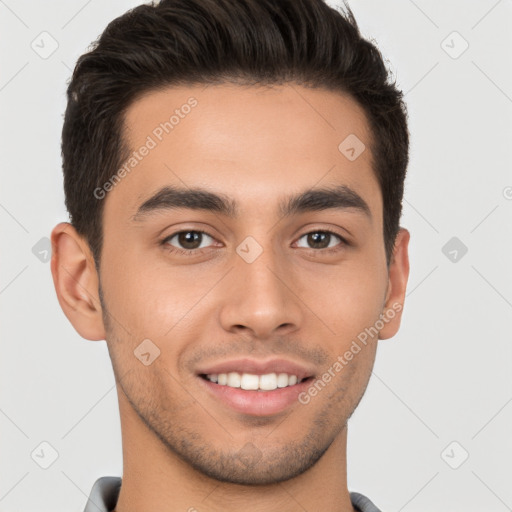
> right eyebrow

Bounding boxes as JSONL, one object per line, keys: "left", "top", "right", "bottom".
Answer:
{"left": 132, "top": 186, "right": 238, "bottom": 221}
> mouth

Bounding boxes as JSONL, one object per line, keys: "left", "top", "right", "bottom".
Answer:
{"left": 195, "top": 359, "right": 316, "bottom": 416}
{"left": 199, "top": 371, "right": 309, "bottom": 391}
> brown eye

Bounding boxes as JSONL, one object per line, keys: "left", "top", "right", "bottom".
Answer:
{"left": 296, "top": 230, "right": 347, "bottom": 250}
{"left": 164, "top": 230, "right": 215, "bottom": 251}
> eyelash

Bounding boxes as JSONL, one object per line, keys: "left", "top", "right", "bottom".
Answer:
{"left": 160, "top": 228, "right": 349, "bottom": 256}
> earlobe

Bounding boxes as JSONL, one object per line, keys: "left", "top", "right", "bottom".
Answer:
{"left": 379, "top": 227, "right": 410, "bottom": 340}
{"left": 50, "top": 222, "right": 106, "bottom": 341}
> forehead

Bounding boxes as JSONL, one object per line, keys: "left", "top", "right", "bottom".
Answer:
{"left": 106, "top": 83, "right": 381, "bottom": 223}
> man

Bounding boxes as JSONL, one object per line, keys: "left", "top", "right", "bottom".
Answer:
{"left": 51, "top": 0, "right": 410, "bottom": 510}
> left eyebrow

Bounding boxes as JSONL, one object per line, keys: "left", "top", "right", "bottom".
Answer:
{"left": 131, "top": 184, "right": 371, "bottom": 222}
{"left": 279, "top": 185, "right": 371, "bottom": 220}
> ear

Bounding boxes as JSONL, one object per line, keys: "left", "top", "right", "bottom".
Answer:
{"left": 378, "top": 227, "right": 410, "bottom": 340}
{"left": 50, "top": 222, "right": 106, "bottom": 341}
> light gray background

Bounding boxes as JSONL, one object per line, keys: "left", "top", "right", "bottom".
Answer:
{"left": 1, "top": 1, "right": 511, "bottom": 511}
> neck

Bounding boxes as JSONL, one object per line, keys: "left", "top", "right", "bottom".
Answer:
{"left": 113, "top": 389, "right": 356, "bottom": 512}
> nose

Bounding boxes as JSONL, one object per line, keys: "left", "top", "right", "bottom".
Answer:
{"left": 218, "top": 241, "right": 303, "bottom": 340}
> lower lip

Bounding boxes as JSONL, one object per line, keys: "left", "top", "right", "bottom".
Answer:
{"left": 197, "top": 376, "right": 313, "bottom": 416}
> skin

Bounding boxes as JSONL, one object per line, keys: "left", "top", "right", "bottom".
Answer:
{"left": 51, "top": 83, "right": 410, "bottom": 512}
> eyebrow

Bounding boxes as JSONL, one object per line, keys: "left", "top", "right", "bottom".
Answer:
{"left": 132, "top": 184, "right": 371, "bottom": 222}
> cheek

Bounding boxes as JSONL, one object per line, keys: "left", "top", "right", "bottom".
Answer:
{"left": 101, "top": 231, "right": 387, "bottom": 349}
{"left": 101, "top": 248, "right": 203, "bottom": 334}
{"left": 292, "top": 257, "right": 387, "bottom": 346}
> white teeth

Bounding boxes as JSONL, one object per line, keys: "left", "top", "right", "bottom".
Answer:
{"left": 205, "top": 372, "right": 302, "bottom": 390}
{"left": 227, "top": 371, "right": 241, "bottom": 388}
{"left": 259, "top": 373, "right": 277, "bottom": 390}
{"left": 241, "top": 373, "right": 259, "bottom": 390}
{"left": 276, "top": 373, "right": 289, "bottom": 388}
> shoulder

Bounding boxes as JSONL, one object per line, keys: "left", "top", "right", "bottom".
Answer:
{"left": 350, "top": 491, "right": 383, "bottom": 512}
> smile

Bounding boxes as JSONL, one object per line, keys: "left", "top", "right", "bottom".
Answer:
{"left": 203, "top": 372, "right": 304, "bottom": 391}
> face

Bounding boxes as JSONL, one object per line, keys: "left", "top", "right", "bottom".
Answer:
{"left": 61, "top": 83, "right": 409, "bottom": 485}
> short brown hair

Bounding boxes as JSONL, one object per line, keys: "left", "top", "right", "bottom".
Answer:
{"left": 62, "top": 0, "right": 409, "bottom": 267}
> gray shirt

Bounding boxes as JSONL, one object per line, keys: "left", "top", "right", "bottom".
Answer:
{"left": 83, "top": 476, "right": 383, "bottom": 512}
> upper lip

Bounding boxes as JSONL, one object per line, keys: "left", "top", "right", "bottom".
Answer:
{"left": 196, "top": 358, "right": 315, "bottom": 381}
